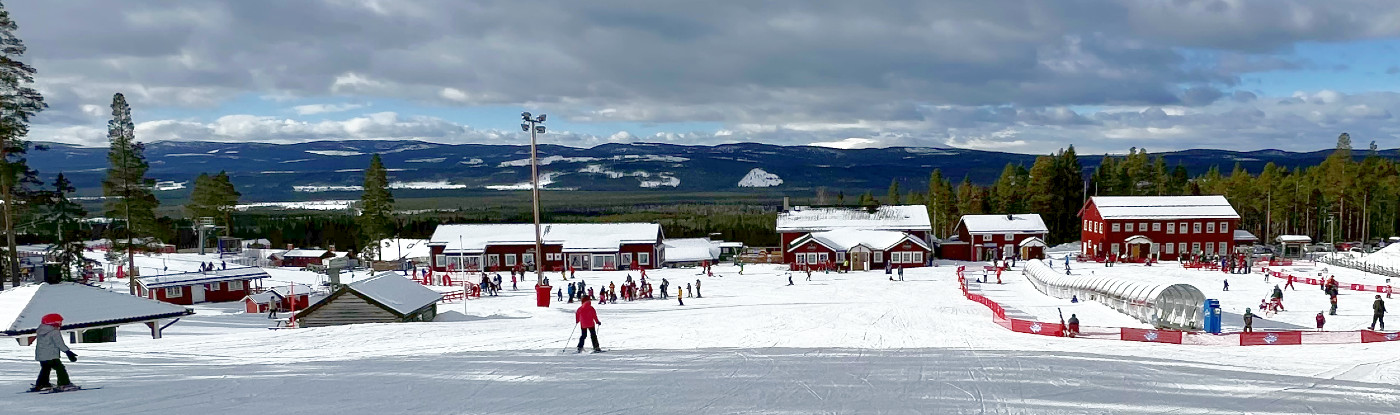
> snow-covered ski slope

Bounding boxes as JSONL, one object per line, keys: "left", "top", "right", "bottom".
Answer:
{"left": 3, "top": 260, "right": 1400, "bottom": 414}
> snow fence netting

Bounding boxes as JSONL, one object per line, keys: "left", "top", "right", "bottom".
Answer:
{"left": 1023, "top": 260, "right": 1205, "bottom": 330}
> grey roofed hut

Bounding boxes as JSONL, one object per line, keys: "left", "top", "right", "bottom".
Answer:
{"left": 295, "top": 272, "right": 442, "bottom": 327}
{"left": 0, "top": 282, "right": 193, "bottom": 344}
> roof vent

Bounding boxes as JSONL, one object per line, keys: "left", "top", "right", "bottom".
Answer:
{"left": 1007, "top": 213, "right": 1014, "bottom": 220}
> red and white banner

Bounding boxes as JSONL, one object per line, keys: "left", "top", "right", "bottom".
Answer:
{"left": 1360, "top": 331, "right": 1400, "bottom": 343}
{"left": 1120, "top": 328, "right": 1184, "bottom": 344}
{"left": 1009, "top": 319, "right": 1064, "bottom": 337}
{"left": 1240, "top": 331, "right": 1303, "bottom": 346}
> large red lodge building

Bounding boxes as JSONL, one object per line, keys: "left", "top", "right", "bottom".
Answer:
{"left": 427, "top": 223, "right": 664, "bottom": 273}
{"left": 1079, "top": 196, "right": 1240, "bottom": 261}
{"left": 776, "top": 205, "right": 932, "bottom": 270}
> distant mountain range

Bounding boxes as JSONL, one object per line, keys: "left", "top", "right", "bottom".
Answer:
{"left": 25, "top": 140, "right": 1385, "bottom": 202}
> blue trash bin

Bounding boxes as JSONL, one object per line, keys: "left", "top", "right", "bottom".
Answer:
{"left": 1203, "top": 299, "right": 1222, "bottom": 334}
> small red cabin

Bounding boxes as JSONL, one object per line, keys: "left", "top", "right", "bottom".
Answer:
{"left": 243, "top": 284, "right": 313, "bottom": 313}
{"left": 941, "top": 214, "right": 1049, "bottom": 262}
{"left": 428, "top": 223, "right": 664, "bottom": 273}
{"left": 136, "top": 267, "right": 270, "bottom": 305}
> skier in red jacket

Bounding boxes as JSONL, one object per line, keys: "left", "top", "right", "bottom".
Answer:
{"left": 575, "top": 295, "right": 602, "bottom": 353}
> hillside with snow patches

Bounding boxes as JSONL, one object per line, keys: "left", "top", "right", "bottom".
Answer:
{"left": 24, "top": 140, "right": 1390, "bottom": 200}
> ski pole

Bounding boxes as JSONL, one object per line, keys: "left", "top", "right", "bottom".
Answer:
{"left": 561, "top": 323, "right": 578, "bottom": 353}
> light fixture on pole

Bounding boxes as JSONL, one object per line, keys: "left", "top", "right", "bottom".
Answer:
{"left": 523, "top": 112, "right": 549, "bottom": 306}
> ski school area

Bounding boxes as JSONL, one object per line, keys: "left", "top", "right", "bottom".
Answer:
{"left": 3, "top": 248, "right": 1400, "bottom": 413}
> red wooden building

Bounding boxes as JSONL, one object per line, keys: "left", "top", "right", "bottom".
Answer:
{"left": 277, "top": 249, "right": 337, "bottom": 268}
{"left": 243, "top": 284, "right": 314, "bottom": 313}
{"left": 1079, "top": 196, "right": 1240, "bottom": 261}
{"left": 136, "top": 267, "right": 270, "bottom": 305}
{"left": 941, "top": 214, "right": 1049, "bottom": 261}
{"left": 787, "top": 230, "right": 931, "bottom": 270}
{"left": 776, "top": 205, "right": 932, "bottom": 269}
{"left": 427, "top": 223, "right": 664, "bottom": 273}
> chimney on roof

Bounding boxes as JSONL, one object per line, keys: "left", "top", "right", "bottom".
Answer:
{"left": 783, "top": 196, "right": 790, "bottom": 211}
{"left": 329, "top": 244, "right": 335, "bottom": 252}
{"left": 1007, "top": 213, "right": 1014, "bottom": 220}
{"left": 287, "top": 243, "right": 293, "bottom": 250}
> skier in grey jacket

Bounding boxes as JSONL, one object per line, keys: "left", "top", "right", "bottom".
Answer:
{"left": 32, "top": 313, "right": 78, "bottom": 392}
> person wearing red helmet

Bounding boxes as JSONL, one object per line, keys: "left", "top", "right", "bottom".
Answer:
{"left": 31, "top": 314, "right": 79, "bottom": 392}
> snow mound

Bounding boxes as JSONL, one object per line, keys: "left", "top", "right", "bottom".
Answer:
{"left": 236, "top": 200, "right": 356, "bottom": 211}
{"left": 461, "top": 158, "right": 484, "bottom": 165}
{"left": 306, "top": 150, "right": 365, "bottom": 156}
{"left": 486, "top": 172, "right": 569, "bottom": 190}
{"left": 737, "top": 168, "right": 783, "bottom": 187}
{"left": 154, "top": 181, "right": 187, "bottom": 191}
{"left": 404, "top": 157, "right": 446, "bottom": 163}
{"left": 293, "top": 185, "right": 363, "bottom": 192}
{"left": 390, "top": 180, "right": 467, "bottom": 190}
{"left": 498, "top": 155, "right": 599, "bottom": 167}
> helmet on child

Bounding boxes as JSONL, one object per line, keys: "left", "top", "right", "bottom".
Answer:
{"left": 41, "top": 313, "right": 63, "bottom": 326}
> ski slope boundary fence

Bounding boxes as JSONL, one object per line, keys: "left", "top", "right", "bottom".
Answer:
{"left": 955, "top": 265, "right": 1400, "bottom": 346}
{"left": 1021, "top": 260, "right": 1205, "bottom": 330}
{"left": 1261, "top": 268, "right": 1395, "bottom": 295}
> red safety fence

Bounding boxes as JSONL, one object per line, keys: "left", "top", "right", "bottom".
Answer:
{"left": 1361, "top": 331, "right": 1400, "bottom": 343}
{"left": 1263, "top": 269, "right": 1394, "bottom": 294}
{"left": 958, "top": 267, "right": 1061, "bottom": 337}
{"left": 1121, "top": 328, "right": 1185, "bottom": 344}
{"left": 1240, "top": 331, "right": 1303, "bottom": 346}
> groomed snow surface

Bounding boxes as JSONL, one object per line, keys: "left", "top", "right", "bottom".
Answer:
{"left": 3, "top": 258, "right": 1400, "bottom": 413}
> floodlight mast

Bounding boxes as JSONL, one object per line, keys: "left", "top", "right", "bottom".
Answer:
{"left": 522, "top": 112, "right": 548, "bottom": 296}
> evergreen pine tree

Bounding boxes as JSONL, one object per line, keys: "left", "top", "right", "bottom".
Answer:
{"left": 102, "top": 93, "right": 159, "bottom": 293}
{"left": 46, "top": 174, "right": 86, "bottom": 281}
{"left": 359, "top": 154, "right": 395, "bottom": 261}
{"left": 887, "top": 179, "right": 901, "bottom": 205}
{"left": 0, "top": 2, "right": 46, "bottom": 289}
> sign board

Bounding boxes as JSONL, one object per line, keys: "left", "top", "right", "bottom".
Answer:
{"left": 326, "top": 256, "right": 350, "bottom": 269}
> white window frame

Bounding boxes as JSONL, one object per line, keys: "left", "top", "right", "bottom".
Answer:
{"left": 806, "top": 253, "right": 818, "bottom": 264}
{"left": 1220, "top": 222, "right": 1229, "bottom": 233}
{"left": 1110, "top": 243, "right": 1120, "bottom": 254}
{"left": 982, "top": 234, "right": 992, "bottom": 242}
{"left": 1206, "top": 222, "right": 1215, "bottom": 233}
{"left": 207, "top": 282, "right": 220, "bottom": 291}
{"left": 912, "top": 251, "right": 923, "bottom": 264}
{"left": 620, "top": 252, "right": 633, "bottom": 267}
{"left": 1165, "top": 243, "right": 1175, "bottom": 254}
{"left": 639, "top": 252, "right": 650, "bottom": 265}
{"left": 1205, "top": 242, "right": 1214, "bottom": 253}
{"left": 874, "top": 251, "right": 884, "bottom": 263}
{"left": 486, "top": 254, "right": 500, "bottom": 267}
{"left": 229, "top": 280, "right": 243, "bottom": 291}
{"left": 1152, "top": 223, "right": 1161, "bottom": 232}
{"left": 1179, "top": 243, "right": 1187, "bottom": 255}
{"left": 505, "top": 254, "right": 517, "bottom": 266}
{"left": 1139, "top": 222, "right": 1147, "bottom": 232}
{"left": 818, "top": 252, "right": 829, "bottom": 263}
{"left": 1191, "top": 242, "right": 1201, "bottom": 253}
{"left": 836, "top": 252, "right": 846, "bottom": 262}
{"left": 1166, "top": 223, "right": 1175, "bottom": 234}
{"left": 796, "top": 254, "right": 806, "bottom": 264}
{"left": 1193, "top": 222, "right": 1201, "bottom": 233}
{"left": 165, "top": 286, "right": 183, "bottom": 298}
{"left": 1112, "top": 223, "right": 1121, "bottom": 232}
{"left": 523, "top": 253, "right": 536, "bottom": 265}
{"left": 1125, "top": 223, "right": 1134, "bottom": 232}
{"left": 435, "top": 254, "right": 447, "bottom": 268}
{"left": 1004, "top": 233, "right": 1014, "bottom": 241}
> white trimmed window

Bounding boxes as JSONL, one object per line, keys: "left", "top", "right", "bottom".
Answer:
{"left": 523, "top": 253, "right": 535, "bottom": 265}
{"left": 638, "top": 253, "right": 650, "bottom": 265}
{"left": 229, "top": 280, "right": 243, "bottom": 291}
{"left": 1004, "top": 233, "right": 1014, "bottom": 241}
{"left": 836, "top": 252, "right": 846, "bottom": 262}
{"left": 1112, "top": 223, "right": 1121, "bottom": 232}
{"left": 818, "top": 252, "right": 829, "bottom": 263}
{"left": 806, "top": 253, "right": 818, "bottom": 264}
{"left": 1180, "top": 222, "right": 1188, "bottom": 234}
{"left": 1111, "top": 243, "right": 1120, "bottom": 254}
{"left": 912, "top": 251, "right": 923, "bottom": 264}
{"left": 1220, "top": 222, "right": 1229, "bottom": 233}
{"left": 165, "top": 286, "right": 183, "bottom": 298}
{"left": 1191, "top": 242, "right": 1201, "bottom": 253}
{"left": 1192, "top": 222, "right": 1201, "bottom": 233}
{"left": 435, "top": 255, "right": 447, "bottom": 268}
{"left": 874, "top": 251, "right": 884, "bottom": 263}
{"left": 796, "top": 254, "right": 806, "bottom": 264}
{"left": 1139, "top": 222, "right": 1147, "bottom": 232}
{"left": 1179, "top": 243, "right": 1187, "bottom": 255}
{"left": 1165, "top": 243, "right": 1175, "bottom": 254}
{"left": 621, "top": 253, "right": 633, "bottom": 266}
{"left": 1206, "top": 222, "right": 1216, "bottom": 233}
{"left": 505, "top": 254, "right": 517, "bottom": 266}
{"left": 487, "top": 255, "right": 500, "bottom": 267}
{"left": 1166, "top": 223, "right": 1176, "bottom": 234}
{"left": 1205, "top": 242, "right": 1214, "bottom": 253}
{"left": 982, "top": 234, "right": 992, "bottom": 242}
{"left": 1152, "top": 223, "right": 1161, "bottom": 232}
{"left": 207, "top": 282, "right": 220, "bottom": 291}
{"left": 1125, "top": 223, "right": 1134, "bottom": 232}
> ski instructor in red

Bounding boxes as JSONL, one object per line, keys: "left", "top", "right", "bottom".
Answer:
{"left": 575, "top": 295, "right": 603, "bottom": 353}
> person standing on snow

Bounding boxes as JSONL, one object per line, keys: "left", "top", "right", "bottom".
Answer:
{"left": 567, "top": 283, "right": 576, "bottom": 303}
{"left": 1223, "top": 279, "right": 1229, "bottom": 291}
{"left": 574, "top": 296, "right": 603, "bottom": 353}
{"left": 1242, "top": 308, "right": 1256, "bottom": 332}
{"left": 898, "top": 266, "right": 904, "bottom": 281}
{"left": 695, "top": 279, "right": 702, "bottom": 298}
{"left": 31, "top": 314, "right": 79, "bottom": 392}
{"left": 1371, "top": 295, "right": 1387, "bottom": 331}
{"left": 677, "top": 287, "right": 684, "bottom": 305}
{"left": 1329, "top": 293, "right": 1338, "bottom": 316}
{"left": 1316, "top": 312, "right": 1326, "bottom": 331}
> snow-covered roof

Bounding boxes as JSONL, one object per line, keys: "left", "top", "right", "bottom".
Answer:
{"left": 1088, "top": 196, "right": 1240, "bottom": 220}
{"left": 957, "top": 214, "right": 1048, "bottom": 234}
{"left": 776, "top": 205, "right": 931, "bottom": 232}
{"left": 789, "top": 229, "right": 930, "bottom": 252}
{"left": 1276, "top": 235, "right": 1312, "bottom": 243}
{"left": 717, "top": 241, "right": 744, "bottom": 249}
{"left": 138, "top": 267, "right": 271, "bottom": 289}
{"left": 282, "top": 249, "right": 330, "bottom": 258}
{"left": 1233, "top": 230, "right": 1258, "bottom": 241}
{"left": 0, "top": 283, "right": 192, "bottom": 336}
{"left": 346, "top": 273, "right": 443, "bottom": 316}
{"left": 662, "top": 238, "right": 721, "bottom": 263}
{"left": 429, "top": 223, "right": 662, "bottom": 253}
{"left": 377, "top": 238, "right": 432, "bottom": 260}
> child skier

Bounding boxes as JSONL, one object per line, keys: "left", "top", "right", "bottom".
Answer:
{"left": 1316, "top": 312, "right": 1326, "bottom": 331}
{"left": 1242, "top": 308, "right": 1256, "bottom": 332}
{"left": 1066, "top": 314, "right": 1080, "bottom": 338}
{"left": 31, "top": 314, "right": 79, "bottom": 392}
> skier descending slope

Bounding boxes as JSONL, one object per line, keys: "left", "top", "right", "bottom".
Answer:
{"left": 575, "top": 296, "right": 603, "bottom": 353}
{"left": 31, "top": 314, "right": 80, "bottom": 392}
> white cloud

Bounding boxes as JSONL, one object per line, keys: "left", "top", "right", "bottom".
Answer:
{"left": 292, "top": 103, "right": 367, "bottom": 115}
